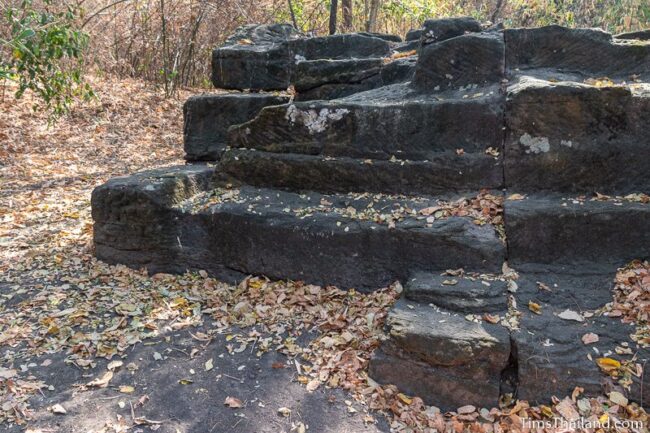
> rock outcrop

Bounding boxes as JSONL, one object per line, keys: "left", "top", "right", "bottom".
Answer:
{"left": 92, "top": 19, "right": 650, "bottom": 411}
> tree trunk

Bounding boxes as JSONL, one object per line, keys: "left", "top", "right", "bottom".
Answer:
{"left": 287, "top": 0, "right": 298, "bottom": 29}
{"left": 491, "top": 0, "right": 505, "bottom": 23}
{"left": 342, "top": 0, "right": 353, "bottom": 31}
{"left": 329, "top": 0, "right": 339, "bottom": 35}
{"left": 366, "top": 0, "right": 380, "bottom": 32}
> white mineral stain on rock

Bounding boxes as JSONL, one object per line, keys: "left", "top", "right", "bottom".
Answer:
{"left": 519, "top": 133, "right": 550, "bottom": 154}
{"left": 285, "top": 104, "right": 349, "bottom": 134}
{"left": 560, "top": 140, "right": 573, "bottom": 148}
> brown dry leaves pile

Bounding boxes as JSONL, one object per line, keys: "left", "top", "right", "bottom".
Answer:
{"left": 604, "top": 261, "right": 650, "bottom": 347}
{"left": 0, "top": 76, "right": 647, "bottom": 431}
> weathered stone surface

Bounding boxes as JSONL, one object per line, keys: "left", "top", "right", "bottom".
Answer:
{"left": 293, "top": 56, "right": 417, "bottom": 100}
{"left": 183, "top": 93, "right": 289, "bottom": 161}
{"left": 510, "top": 268, "right": 615, "bottom": 311}
{"left": 211, "top": 24, "right": 299, "bottom": 91}
{"left": 91, "top": 165, "right": 217, "bottom": 272}
{"left": 420, "top": 17, "right": 482, "bottom": 45}
{"left": 218, "top": 149, "right": 503, "bottom": 195}
{"left": 413, "top": 31, "right": 504, "bottom": 90}
{"left": 369, "top": 300, "right": 511, "bottom": 410}
{"left": 616, "top": 29, "right": 650, "bottom": 40}
{"left": 357, "top": 31, "right": 402, "bottom": 43}
{"left": 506, "top": 195, "right": 650, "bottom": 269}
{"left": 405, "top": 28, "right": 422, "bottom": 41}
{"left": 96, "top": 22, "right": 650, "bottom": 411}
{"left": 505, "top": 76, "right": 650, "bottom": 193}
{"left": 212, "top": 25, "right": 393, "bottom": 92}
{"left": 289, "top": 33, "right": 391, "bottom": 60}
{"left": 505, "top": 25, "right": 650, "bottom": 79}
{"left": 93, "top": 167, "right": 506, "bottom": 290}
{"left": 405, "top": 272, "right": 507, "bottom": 313}
{"left": 514, "top": 311, "right": 650, "bottom": 405}
{"left": 293, "top": 58, "right": 384, "bottom": 100}
{"left": 230, "top": 83, "right": 504, "bottom": 160}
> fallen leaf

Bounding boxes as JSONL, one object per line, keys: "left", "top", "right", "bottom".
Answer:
{"left": 107, "top": 360, "right": 123, "bottom": 371}
{"left": 558, "top": 309, "right": 584, "bottom": 322}
{"left": 397, "top": 393, "right": 412, "bottom": 405}
{"left": 119, "top": 385, "right": 135, "bottom": 393}
{"left": 608, "top": 391, "right": 628, "bottom": 407}
{"left": 306, "top": 379, "right": 320, "bottom": 392}
{"left": 224, "top": 396, "right": 243, "bottom": 408}
{"left": 51, "top": 404, "right": 67, "bottom": 415}
{"left": 581, "top": 333, "right": 599, "bottom": 344}
{"left": 528, "top": 301, "right": 542, "bottom": 315}
{"left": 596, "top": 357, "right": 621, "bottom": 372}
{"left": 278, "top": 407, "right": 291, "bottom": 417}
{"left": 555, "top": 397, "right": 580, "bottom": 422}
{"left": 87, "top": 371, "right": 113, "bottom": 388}
{"left": 457, "top": 405, "right": 476, "bottom": 415}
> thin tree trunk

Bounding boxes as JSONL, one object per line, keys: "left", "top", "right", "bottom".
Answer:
{"left": 491, "top": 0, "right": 505, "bottom": 23}
{"left": 160, "top": 0, "right": 170, "bottom": 96}
{"left": 366, "top": 0, "right": 380, "bottom": 32}
{"left": 342, "top": 0, "right": 353, "bottom": 31}
{"left": 329, "top": 0, "right": 339, "bottom": 35}
{"left": 287, "top": 0, "right": 298, "bottom": 29}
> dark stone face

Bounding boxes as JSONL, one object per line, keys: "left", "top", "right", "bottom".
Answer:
{"left": 420, "top": 16, "right": 482, "bottom": 45}
{"left": 95, "top": 22, "right": 650, "bottom": 411}
{"left": 183, "top": 94, "right": 290, "bottom": 161}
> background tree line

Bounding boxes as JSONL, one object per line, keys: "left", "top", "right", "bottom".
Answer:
{"left": 1, "top": 0, "right": 649, "bottom": 116}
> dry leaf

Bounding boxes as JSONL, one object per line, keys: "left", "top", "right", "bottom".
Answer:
{"left": 581, "top": 333, "right": 599, "bottom": 344}
{"left": 87, "top": 371, "right": 113, "bottom": 388}
{"left": 528, "top": 301, "right": 542, "bottom": 315}
{"left": 224, "top": 396, "right": 243, "bottom": 408}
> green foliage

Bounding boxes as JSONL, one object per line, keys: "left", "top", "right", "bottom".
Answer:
{"left": 0, "top": 0, "right": 93, "bottom": 119}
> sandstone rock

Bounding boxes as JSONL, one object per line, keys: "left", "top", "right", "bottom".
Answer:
{"left": 505, "top": 25, "right": 650, "bottom": 80}
{"left": 211, "top": 23, "right": 298, "bottom": 90}
{"left": 183, "top": 93, "right": 289, "bottom": 161}
{"left": 405, "top": 272, "right": 507, "bottom": 313}
{"left": 420, "top": 17, "right": 482, "bottom": 45}
{"left": 514, "top": 311, "right": 650, "bottom": 405}
{"left": 369, "top": 300, "right": 511, "bottom": 410}
{"left": 229, "top": 83, "right": 504, "bottom": 160}
{"left": 218, "top": 149, "right": 503, "bottom": 195}
{"left": 616, "top": 29, "right": 650, "bottom": 41}
{"left": 505, "top": 76, "right": 650, "bottom": 193}
{"left": 413, "top": 31, "right": 504, "bottom": 91}
{"left": 506, "top": 195, "right": 650, "bottom": 269}
{"left": 93, "top": 170, "right": 506, "bottom": 290}
{"left": 405, "top": 28, "right": 422, "bottom": 41}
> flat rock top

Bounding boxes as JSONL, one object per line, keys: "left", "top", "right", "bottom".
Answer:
{"left": 175, "top": 185, "right": 503, "bottom": 229}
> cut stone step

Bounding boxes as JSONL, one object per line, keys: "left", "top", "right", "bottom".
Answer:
{"left": 514, "top": 309, "right": 650, "bottom": 405}
{"left": 505, "top": 194, "right": 650, "bottom": 272}
{"left": 505, "top": 76, "right": 650, "bottom": 193}
{"left": 506, "top": 25, "right": 650, "bottom": 80}
{"left": 405, "top": 271, "right": 507, "bottom": 313}
{"left": 211, "top": 24, "right": 298, "bottom": 91}
{"left": 229, "top": 83, "right": 504, "bottom": 160}
{"left": 219, "top": 149, "right": 503, "bottom": 195}
{"left": 183, "top": 93, "right": 289, "bottom": 161}
{"left": 509, "top": 268, "right": 615, "bottom": 312}
{"left": 293, "top": 56, "right": 416, "bottom": 101}
{"left": 92, "top": 165, "right": 506, "bottom": 290}
{"left": 369, "top": 299, "right": 511, "bottom": 410}
{"left": 212, "top": 26, "right": 394, "bottom": 91}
